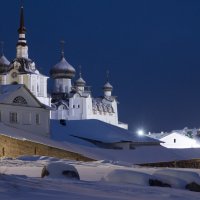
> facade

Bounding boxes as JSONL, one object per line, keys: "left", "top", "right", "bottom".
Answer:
{"left": 0, "top": 85, "right": 50, "bottom": 137}
{"left": 0, "top": 6, "right": 50, "bottom": 106}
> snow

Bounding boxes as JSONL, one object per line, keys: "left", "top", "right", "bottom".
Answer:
{"left": 150, "top": 127, "right": 200, "bottom": 148}
{"left": 2, "top": 122, "right": 200, "bottom": 164}
{"left": 103, "top": 169, "right": 151, "bottom": 185}
{"left": 153, "top": 169, "right": 200, "bottom": 185}
{"left": 51, "top": 119, "right": 159, "bottom": 143}
{"left": 0, "top": 156, "right": 200, "bottom": 200}
{"left": 42, "top": 161, "right": 79, "bottom": 179}
{"left": 0, "top": 84, "right": 22, "bottom": 101}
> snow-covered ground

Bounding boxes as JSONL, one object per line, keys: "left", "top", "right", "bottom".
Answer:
{"left": 0, "top": 156, "right": 200, "bottom": 200}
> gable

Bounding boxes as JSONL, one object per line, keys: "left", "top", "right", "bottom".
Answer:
{"left": 0, "top": 85, "right": 42, "bottom": 108}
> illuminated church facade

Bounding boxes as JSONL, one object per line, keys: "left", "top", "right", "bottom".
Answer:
{"left": 0, "top": 5, "right": 128, "bottom": 130}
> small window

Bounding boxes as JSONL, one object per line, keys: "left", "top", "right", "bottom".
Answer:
{"left": 78, "top": 105, "right": 80, "bottom": 108}
{"left": 73, "top": 105, "right": 75, "bottom": 108}
{"left": 13, "top": 96, "right": 27, "bottom": 104}
{"left": 10, "top": 112, "right": 18, "bottom": 123}
{"left": 0, "top": 111, "right": 1, "bottom": 122}
{"left": 174, "top": 139, "right": 176, "bottom": 143}
{"left": 36, "top": 114, "right": 40, "bottom": 125}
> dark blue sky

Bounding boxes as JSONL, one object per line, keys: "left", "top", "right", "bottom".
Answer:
{"left": 1, "top": 0, "right": 200, "bottom": 132}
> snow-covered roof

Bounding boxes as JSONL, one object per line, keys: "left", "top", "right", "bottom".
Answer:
{"left": 50, "top": 56, "right": 75, "bottom": 79}
{"left": 0, "top": 84, "right": 22, "bottom": 101}
{"left": 0, "top": 84, "right": 51, "bottom": 110}
{"left": 9, "top": 58, "right": 38, "bottom": 74}
{"left": 50, "top": 119, "right": 160, "bottom": 144}
{"left": 103, "top": 82, "right": 113, "bottom": 91}
{"left": 149, "top": 132, "right": 172, "bottom": 140}
{"left": 75, "top": 77, "right": 86, "bottom": 86}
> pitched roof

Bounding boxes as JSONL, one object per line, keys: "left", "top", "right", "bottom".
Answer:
{"left": 0, "top": 84, "right": 51, "bottom": 110}
{"left": 50, "top": 119, "right": 160, "bottom": 144}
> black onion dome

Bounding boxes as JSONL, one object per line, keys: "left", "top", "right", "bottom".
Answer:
{"left": 75, "top": 74, "right": 86, "bottom": 87}
{"left": 75, "top": 77, "right": 86, "bottom": 87}
{"left": 50, "top": 57, "right": 76, "bottom": 79}
{"left": 0, "top": 55, "right": 10, "bottom": 73}
{"left": 103, "top": 81, "right": 113, "bottom": 91}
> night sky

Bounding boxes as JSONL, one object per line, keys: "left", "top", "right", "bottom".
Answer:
{"left": 1, "top": 0, "right": 200, "bottom": 133}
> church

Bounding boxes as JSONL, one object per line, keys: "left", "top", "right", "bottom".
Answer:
{"left": 0, "top": 4, "right": 163, "bottom": 156}
{"left": 0, "top": 5, "right": 127, "bottom": 130}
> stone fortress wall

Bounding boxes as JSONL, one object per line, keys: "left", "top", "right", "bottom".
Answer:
{"left": 0, "top": 134, "right": 94, "bottom": 161}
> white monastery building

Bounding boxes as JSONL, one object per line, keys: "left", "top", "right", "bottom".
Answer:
{"left": 0, "top": 5, "right": 128, "bottom": 129}
{"left": 0, "top": 85, "right": 50, "bottom": 137}
{"left": 50, "top": 52, "right": 127, "bottom": 129}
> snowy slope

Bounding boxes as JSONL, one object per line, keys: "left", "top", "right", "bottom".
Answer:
{"left": 0, "top": 156, "right": 200, "bottom": 200}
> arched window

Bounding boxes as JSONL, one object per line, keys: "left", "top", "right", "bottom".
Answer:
{"left": 13, "top": 96, "right": 27, "bottom": 104}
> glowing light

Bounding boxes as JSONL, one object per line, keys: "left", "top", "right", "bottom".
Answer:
{"left": 137, "top": 129, "right": 144, "bottom": 136}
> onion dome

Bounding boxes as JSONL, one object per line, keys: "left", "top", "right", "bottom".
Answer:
{"left": 0, "top": 42, "right": 10, "bottom": 73}
{"left": 0, "top": 54, "right": 10, "bottom": 66}
{"left": 75, "top": 66, "right": 86, "bottom": 87}
{"left": 50, "top": 56, "right": 75, "bottom": 79}
{"left": 50, "top": 41, "right": 76, "bottom": 79}
{"left": 103, "top": 81, "right": 113, "bottom": 91}
{"left": 75, "top": 76, "right": 86, "bottom": 87}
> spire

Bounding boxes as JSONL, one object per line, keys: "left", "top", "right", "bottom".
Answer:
{"left": 103, "top": 69, "right": 113, "bottom": 96}
{"left": 60, "top": 40, "right": 65, "bottom": 58}
{"left": 18, "top": 3, "right": 26, "bottom": 34}
{"left": 106, "top": 70, "right": 110, "bottom": 82}
{"left": 16, "top": 1, "right": 28, "bottom": 58}
{"left": 79, "top": 65, "right": 82, "bottom": 78}
{"left": 0, "top": 41, "right": 4, "bottom": 56}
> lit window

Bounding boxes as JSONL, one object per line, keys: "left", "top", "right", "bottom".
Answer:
{"left": 10, "top": 112, "right": 18, "bottom": 123}
{"left": 13, "top": 96, "right": 27, "bottom": 104}
{"left": 36, "top": 114, "right": 40, "bottom": 125}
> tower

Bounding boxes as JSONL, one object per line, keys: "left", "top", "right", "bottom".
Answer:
{"left": 75, "top": 66, "right": 86, "bottom": 92}
{"left": 50, "top": 41, "right": 76, "bottom": 94}
{"left": 103, "top": 70, "right": 113, "bottom": 97}
{"left": 0, "top": 4, "right": 50, "bottom": 106}
{"left": 16, "top": 5, "right": 28, "bottom": 59}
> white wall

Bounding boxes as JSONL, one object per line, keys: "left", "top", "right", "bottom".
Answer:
{"left": 0, "top": 71, "right": 50, "bottom": 106}
{"left": 160, "top": 132, "right": 200, "bottom": 148}
{"left": 50, "top": 94, "right": 128, "bottom": 129}
{"left": 0, "top": 86, "right": 50, "bottom": 137}
{"left": 0, "top": 104, "right": 50, "bottom": 137}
